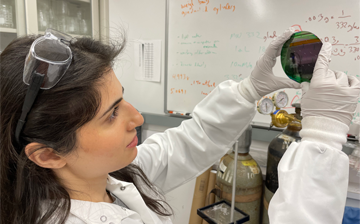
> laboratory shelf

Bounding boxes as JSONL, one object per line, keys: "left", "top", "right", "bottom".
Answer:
{"left": 0, "top": 28, "right": 17, "bottom": 33}
{"left": 69, "top": 0, "right": 91, "bottom": 3}
{"left": 37, "top": 31, "right": 91, "bottom": 39}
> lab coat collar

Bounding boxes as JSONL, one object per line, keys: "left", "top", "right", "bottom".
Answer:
{"left": 106, "top": 175, "right": 159, "bottom": 224}
{"left": 107, "top": 174, "right": 132, "bottom": 186}
{"left": 70, "top": 198, "right": 140, "bottom": 223}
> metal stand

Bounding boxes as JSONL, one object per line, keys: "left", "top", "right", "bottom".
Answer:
{"left": 230, "top": 141, "right": 238, "bottom": 222}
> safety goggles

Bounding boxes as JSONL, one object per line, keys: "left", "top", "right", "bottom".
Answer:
{"left": 15, "top": 29, "right": 76, "bottom": 147}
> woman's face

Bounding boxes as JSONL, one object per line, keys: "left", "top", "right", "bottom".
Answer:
{"left": 62, "top": 69, "right": 144, "bottom": 179}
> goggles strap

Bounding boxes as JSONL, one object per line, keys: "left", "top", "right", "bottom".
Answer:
{"left": 60, "top": 39, "right": 71, "bottom": 46}
{"left": 15, "top": 72, "right": 45, "bottom": 147}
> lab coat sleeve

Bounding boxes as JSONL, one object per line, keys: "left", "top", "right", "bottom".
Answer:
{"left": 133, "top": 80, "right": 256, "bottom": 193}
{"left": 269, "top": 116, "right": 349, "bottom": 224}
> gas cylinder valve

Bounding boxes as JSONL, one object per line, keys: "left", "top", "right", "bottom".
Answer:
{"left": 257, "top": 91, "right": 301, "bottom": 129}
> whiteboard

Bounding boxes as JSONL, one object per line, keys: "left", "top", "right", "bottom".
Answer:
{"left": 166, "top": 0, "right": 360, "bottom": 126}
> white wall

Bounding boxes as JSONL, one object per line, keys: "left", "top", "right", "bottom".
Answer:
{"left": 109, "top": 0, "right": 167, "bottom": 114}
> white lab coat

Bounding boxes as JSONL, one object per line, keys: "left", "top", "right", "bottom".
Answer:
{"left": 65, "top": 80, "right": 349, "bottom": 224}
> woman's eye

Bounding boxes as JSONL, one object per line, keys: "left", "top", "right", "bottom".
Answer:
{"left": 109, "top": 106, "right": 119, "bottom": 122}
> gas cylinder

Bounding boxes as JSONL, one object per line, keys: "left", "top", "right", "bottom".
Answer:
{"left": 215, "top": 125, "right": 263, "bottom": 224}
{"left": 261, "top": 104, "right": 302, "bottom": 224}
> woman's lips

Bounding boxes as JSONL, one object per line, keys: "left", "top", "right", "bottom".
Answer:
{"left": 127, "top": 135, "right": 138, "bottom": 148}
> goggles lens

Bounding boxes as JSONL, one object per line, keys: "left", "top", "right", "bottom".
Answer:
{"left": 23, "top": 29, "right": 74, "bottom": 89}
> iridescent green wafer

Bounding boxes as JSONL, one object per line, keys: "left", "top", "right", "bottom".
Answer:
{"left": 281, "top": 31, "right": 323, "bottom": 83}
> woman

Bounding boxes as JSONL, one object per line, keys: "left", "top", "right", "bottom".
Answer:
{"left": 1, "top": 27, "right": 359, "bottom": 224}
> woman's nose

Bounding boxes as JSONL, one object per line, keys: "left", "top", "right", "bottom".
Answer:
{"left": 126, "top": 102, "right": 144, "bottom": 131}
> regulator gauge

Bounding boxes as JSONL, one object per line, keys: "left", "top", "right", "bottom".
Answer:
{"left": 257, "top": 98, "right": 274, "bottom": 115}
{"left": 273, "top": 91, "right": 288, "bottom": 108}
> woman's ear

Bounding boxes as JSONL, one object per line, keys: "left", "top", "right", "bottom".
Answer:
{"left": 25, "top": 143, "right": 66, "bottom": 169}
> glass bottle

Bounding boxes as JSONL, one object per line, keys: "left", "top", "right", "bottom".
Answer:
{"left": 37, "top": 0, "right": 50, "bottom": 31}
{"left": 0, "top": 1, "right": 13, "bottom": 28}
